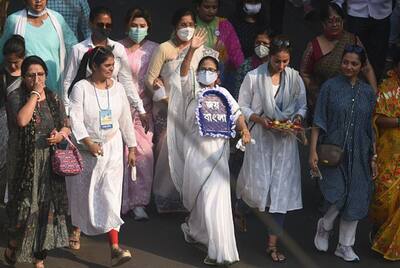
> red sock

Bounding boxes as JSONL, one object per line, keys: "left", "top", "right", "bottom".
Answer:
{"left": 108, "top": 229, "right": 119, "bottom": 246}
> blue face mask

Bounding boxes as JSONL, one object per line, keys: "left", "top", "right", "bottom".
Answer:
{"left": 128, "top": 27, "right": 148, "bottom": 43}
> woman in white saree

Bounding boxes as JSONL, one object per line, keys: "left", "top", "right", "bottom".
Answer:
{"left": 145, "top": 8, "right": 209, "bottom": 212}
{"left": 178, "top": 30, "right": 251, "bottom": 266}
{"left": 236, "top": 36, "right": 307, "bottom": 262}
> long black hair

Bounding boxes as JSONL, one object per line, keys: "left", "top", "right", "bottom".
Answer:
{"left": 68, "top": 46, "right": 114, "bottom": 96}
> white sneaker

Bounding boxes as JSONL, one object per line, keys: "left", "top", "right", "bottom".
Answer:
{"left": 334, "top": 244, "right": 360, "bottom": 262}
{"left": 314, "top": 218, "right": 330, "bottom": 252}
{"left": 133, "top": 207, "right": 149, "bottom": 221}
{"left": 181, "top": 223, "right": 197, "bottom": 244}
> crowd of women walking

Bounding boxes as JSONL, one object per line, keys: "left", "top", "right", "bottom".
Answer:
{"left": 0, "top": 0, "right": 399, "bottom": 267}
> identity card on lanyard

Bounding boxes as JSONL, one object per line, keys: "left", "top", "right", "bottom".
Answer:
{"left": 94, "top": 85, "right": 113, "bottom": 130}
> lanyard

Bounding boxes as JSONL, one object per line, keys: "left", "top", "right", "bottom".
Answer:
{"left": 93, "top": 83, "right": 110, "bottom": 111}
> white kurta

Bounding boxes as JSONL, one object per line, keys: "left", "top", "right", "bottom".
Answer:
{"left": 180, "top": 74, "right": 239, "bottom": 263}
{"left": 68, "top": 79, "right": 136, "bottom": 235}
{"left": 236, "top": 65, "right": 307, "bottom": 213}
{"left": 63, "top": 37, "right": 144, "bottom": 114}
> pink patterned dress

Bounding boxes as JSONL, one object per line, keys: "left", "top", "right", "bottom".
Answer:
{"left": 120, "top": 39, "right": 158, "bottom": 214}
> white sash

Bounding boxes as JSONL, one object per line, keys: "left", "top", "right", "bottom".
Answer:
{"left": 256, "top": 63, "right": 301, "bottom": 120}
{"left": 14, "top": 9, "right": 66, "bottom": 80}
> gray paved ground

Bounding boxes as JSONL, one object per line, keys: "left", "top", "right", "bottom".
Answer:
{"left": 1, "top": 1, "right": 398, "bottom": 267}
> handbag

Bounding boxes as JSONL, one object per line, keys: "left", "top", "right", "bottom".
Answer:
{"left": 52, "top": 133, "right": 83, "bottom": 176}
{"left": 317, "top": 85, "right": 360, "bottom": 167}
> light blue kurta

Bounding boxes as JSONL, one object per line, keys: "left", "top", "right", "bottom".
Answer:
{"left": 0, "top": 10, "right": 77, "bottom": 95}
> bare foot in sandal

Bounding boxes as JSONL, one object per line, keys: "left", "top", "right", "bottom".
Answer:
{"left": 266, "top": 245, "right": 286, "bottom": 262}
{"left": 69, "top": 227, "right": 81, "bottom": 250}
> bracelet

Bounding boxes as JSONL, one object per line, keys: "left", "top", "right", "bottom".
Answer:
{"left": 30, "top": 91, "right": 40, "bottom": 100}
{"left": 371, "top": 154, "right": 378, "bottom": 161}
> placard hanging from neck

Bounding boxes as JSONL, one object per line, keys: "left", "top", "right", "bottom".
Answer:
{"left": 196, "top": 87, "right": 236, "bottom": 139}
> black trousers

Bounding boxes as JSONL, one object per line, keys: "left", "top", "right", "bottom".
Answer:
{"left": 346, "top": 15, "right": 391, "bottom": 81}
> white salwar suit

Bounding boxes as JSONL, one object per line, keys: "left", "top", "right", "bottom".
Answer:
{"left": 179, "top": 72, "right": 239, "bottom": 264}
{"left": 68, "top": 79, "right": 136, "bottom": 235}
{"left": 236, "top": 64, "right": 307, "bottom": 213}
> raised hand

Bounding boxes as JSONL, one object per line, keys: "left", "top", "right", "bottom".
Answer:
{"left": 191, "top": 28, "right": 207, "bottom": 49}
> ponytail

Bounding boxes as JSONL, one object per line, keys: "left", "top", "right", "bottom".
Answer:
{"left": 68, "top": 46, "right": 115, "bottom": 96}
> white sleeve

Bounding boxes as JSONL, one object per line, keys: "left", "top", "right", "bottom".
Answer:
{"left": 63, "top": 46, "right": 80, "bottom": 115}
{"left": 238, "top": 73, "right": 255, "bottom": 122}
{"left": 118, "top": 84, "right": 137, "bottom": 147}
{"left": 293, "top": 76, "right": 308, "bottom": 119}
{"left": 117, "top": 48, "right": 145, "bottom": 114}
{"left": 69, "top": 82, "right": 90, "bottom": 142}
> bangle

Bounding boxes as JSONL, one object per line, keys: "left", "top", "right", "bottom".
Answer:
{"left": 30, "top": 91, "right": 40, "bottom": 100}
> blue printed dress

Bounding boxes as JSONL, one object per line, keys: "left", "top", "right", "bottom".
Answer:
{"left": 314, "top": 75, "right": 376, "bottom": 221}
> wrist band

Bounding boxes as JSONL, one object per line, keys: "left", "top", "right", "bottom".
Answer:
{"left": 31, "top": 91, "right": 40, "bottom": 100}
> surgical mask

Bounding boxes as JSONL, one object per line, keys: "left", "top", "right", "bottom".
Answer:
{"left": 93, "top": 28, "right": 112, "bottom": 40}
{"left": 254, "top": 44, "right": 270, "bottom": 58}
{"left": 27, "top": 7, "right": 47, "bottom": 17}
{"left": 128, "top": 27, "right": 148, "bottom": 43}
{"left": 197, "top": 70, "right": 218, "bottom": 86}
{"left": 177, "top": 27, "right": 195, "bottom": 42}
{"left": 243, "top": 3, "right": 262, "bottom": 15}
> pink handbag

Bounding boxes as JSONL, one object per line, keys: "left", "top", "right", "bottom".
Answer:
{"left": 52, "top": 133, "right": 83, "bottom": 176}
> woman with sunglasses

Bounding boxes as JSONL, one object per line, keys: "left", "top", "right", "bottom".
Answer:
{"left": 0, "top": 0, "right": 77, "bottom": 96}
{"left": 309, "top": 45, "right": 376, "bottom": 262}
{"left": 68, "top": 46, "right": 136, "bottom": 266}
{"left": 63, "top": 6, "right": 147, "bottom": 127}
{"left": 178, "top": 30, "right": 250, "bottom": 266}
{"left": 5, "top": 55, "right": 70, "bottom": 268}
{"left": 145, "top": 8, "right": 210, "bottom": 213}
{"left": 300, "top": 2, "right": 377, "bottom": 124}
{"left": 236, "top": 36, "right": 307, "bottom": 262}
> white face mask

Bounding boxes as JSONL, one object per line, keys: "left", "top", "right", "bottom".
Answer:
{"left": 197, "top": 70, "right": 218, "bottom": 86}
{"left": 177, "top": 27, "right": 195, "bottom": 42}
{"left": 243, "top": 3, "right": 262, "bottom": 15}
{"left": 254, "top": 44, "right": 270, "bottom": 58}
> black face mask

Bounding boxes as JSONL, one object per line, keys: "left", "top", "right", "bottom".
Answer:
{"left": 93, "top": 28, "right": 112, "bottom": 40}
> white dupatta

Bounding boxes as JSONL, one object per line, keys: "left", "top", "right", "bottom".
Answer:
{"left": 257, "top": 63, "right": 302, "bottom": 120}
{"left": 14, "top": 9, "right": 66, "bottom": 79}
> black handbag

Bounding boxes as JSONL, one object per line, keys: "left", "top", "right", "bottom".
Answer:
{"left": 317, "top": 85, "right": 359, "bottom": 167}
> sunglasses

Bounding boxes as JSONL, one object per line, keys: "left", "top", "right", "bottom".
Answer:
{"left": 96, "top": 22, "right": 112, "bottom": 29}
{"left": 344, "top": 44, "right": 364, "bottom": 53}
{"left": 272, "top": 39, "right": 290, "bottom": 48}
